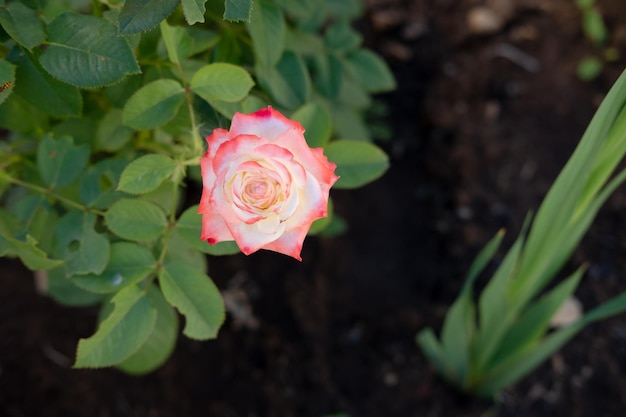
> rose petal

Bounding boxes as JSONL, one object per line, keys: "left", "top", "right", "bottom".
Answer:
{"left": 282, "top": 171, "right": 328, "bottom": 229}
{"left": 213, "top": 134, "right": 268, "bottom": 176}
{"left": 228, "top": 221, "right": 286, "bottom": 255}
{"left": 205, "top": 128, "right": 231, "bottom": 159}
{"left": 262, "top": 228, "right": 308, "bottom": 261}
{"left": 273, "top": 128, "right": 338, "bottom": 187}
{"left": 200, "top": 205, "right": 235, "bottom": 244}
{"left": 230, "top": 106, "right": 304, "bottom": 142}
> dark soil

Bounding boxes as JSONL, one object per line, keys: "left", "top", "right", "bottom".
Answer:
{"left": 3, "top": 0, "right": 626, "bottom": 416}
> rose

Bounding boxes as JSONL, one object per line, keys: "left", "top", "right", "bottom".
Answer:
{"left": 199, "top": 106, "right": 339, "bottom": 261}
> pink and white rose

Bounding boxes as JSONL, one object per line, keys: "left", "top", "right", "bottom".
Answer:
{"left": 199, "top": 106, "right": 339, "bottom": 261}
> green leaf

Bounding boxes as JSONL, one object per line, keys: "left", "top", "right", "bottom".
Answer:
{"left": 175, "top": 205, "right": 241, "bottom": 255}
{"left": 46, "top": 267, "right": 104, "bottom": 307}
{"left": 53, "top": 212, "right": 110, "bottom": 276}
{"left": 310, "top": 53, "right": 342, "bottom": 100}
{"left": 324, "top": 140, "right": 389, "bottom": 189}
{"left": 256, "top": 51, "right": 310, "bottom": 109}
{"left": 465, "top": 229, "right": 506, "bottom": 286}
{"left": 291, "top": 102, "right": 332, "bottom": 147}
{"left": 117, "top": 154, "right": 178, "bottom": 195}
{"left": 74, "top": 285, "right": 157, "bottom": 368}
{"left": 40, "top": 13, "right": 140, "bottom": 88}
{"left": 181, "top": 0, "right": 208, "bottom": 24}
{"left": 0, "top": 58, "right": 16, "bottom": 106}
{"left": 166, "top": 230, "right": 208, "bottom": 271}
{"left": 475, "top": 291, "right": 626, "bottom": 397}
{"left": 79, "top": 158, "right": 127, "bottom": 209}
{"left": 324, "top": 19, "right": 361, "bottom": 52}
{"left": 8, "top": 195, "right": 57, "bottom": 253}
{"left": 190, "top": 63, "right": 254, "bottom": 102}
{"left": 159, "top": 262, "right": 225, "bottom": 340}
{"left": 489, "top": 268, "right": 585, "bottom": 369}
{"left": 275, "top": 0, "right": 317, "bottom": 19}
{"left": 0, "top": 1, "right": 45, "bottom": 49}
{"left": 326, "top": 0, "right": 362, "bottom": 18}
{"left": 3, "top": 234, "right": 63, "bottom": 270}
{"left": 52, "top": 118, "right": 97, "bottom": 146}
{"left": 331, "top": 103, "right": 370, "bottom": 141}
{"left": 37, "top": 134, "right": 90, "bottom": 189}
{"left": 122, "top": 79, "right": 185, "bottom": 130}
{"left": 96, "top": 109, "right": 134, "bottom": 152}
{"left": 73, "top": 242, "right": 156, "bottom": 294}
{"left": 159, "top": 21, "right": 190, "bottom": 65}
{"left": 345, "top": 48, "right": 396, "bottom": 93}
{"left": 245, "top": 0, "right": 285, "bottom": 67}
{"left": 211, "top": 30, "right": 243, "bottom": 64}
{"left": 105, "top": 199, "right": 168, "bottom": 242}
{"left": 118, "top": 0, "right": 179, "bottom": 34}
{"left": 0, "top": 93, "right": 46, "bottom": 133}
{"left": 582, "top": 8, "right": 608, "bottom": 45}
{"left": 14, "top": 51, "right": 82, "bottom": 117}
{"left": 224, "top": 0, "right": 253, "bottom": 22}
{"left": 440, "top": 292, "right": 474, "bottom": 384}
{"left": 577, "top": 56, "right": 603, "bottom": 81}
{"left": 474, "top": 226, "right": 527, "bottom": 372}
{"left": 117, "top": 285, "right": 179, "bottom": 374}
{"left": 416, "top": 328, "right": 447, "bottom": 378}
{"left": 208, "top": 94, "right": 266, "bottom": 119}
{"left": 338, "top": 75, "right": 371, "bottom": 109}
{"left": 188, "top": 27, "right": 220, "bottom": 55}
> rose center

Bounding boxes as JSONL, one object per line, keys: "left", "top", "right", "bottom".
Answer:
{"left": 245, "top": 180, "right": 268, "bottom": 198}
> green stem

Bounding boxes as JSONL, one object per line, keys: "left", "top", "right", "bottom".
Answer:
{"left": 157, "top": 181, "right": 180, "bottom": 265}
{"left": 7, "top": 177, "right": 106, "bottom": 216}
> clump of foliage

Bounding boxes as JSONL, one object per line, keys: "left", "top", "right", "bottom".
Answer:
{"left": 0, "top": 0, "right": 394, "bottom": 373}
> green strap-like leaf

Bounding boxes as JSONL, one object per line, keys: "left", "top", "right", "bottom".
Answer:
{"left": 475, "top": 291, "right": 626, "bottom": 397}
{"left": 488, "top": 267, "right": 585, "bottom": 370}
{"left": 324, "top": 140, "right": 389, "bottom": 189}
{"left": 159, "top": 262, "right": 225, "bottom": 340}
{"left": 37, "top": 134, "right": 90, "bottom": 189}
{"left": 122, "top": 79, "right": 185, "bottom": 130}
{"left": 118, "top": 0, "right": 179, "bottom": 34}
{"left": 40, "top": 13, "right": 140, "bottom": 88}
{"left": 74, "top": 285, "right": 157, "bottom": 368}
{"left": 105, "top": 199, "right": 168, "bottom": 242}
{"left": 224, "top": 0, "right": 253, "bottom": 21}
{"left": 117, "top": 154, "right": 178, "bottom": 195}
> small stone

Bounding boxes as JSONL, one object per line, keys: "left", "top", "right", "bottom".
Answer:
{"left": 467, "top": 6, "right": 504, "bottom": 35}
{"left": 550, "top": 296, "right": 583, "bottom": 328}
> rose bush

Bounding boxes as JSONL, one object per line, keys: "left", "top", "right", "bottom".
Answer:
{"left": 199, "top": 107, "right": 339, "bottom": 261}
